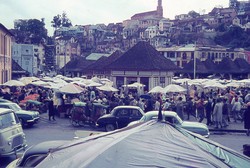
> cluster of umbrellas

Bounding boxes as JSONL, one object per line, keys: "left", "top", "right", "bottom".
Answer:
{"left": 148, "top": 78, "right": 250, "bottom": 94}
{"left": 0, "top": 76, "right": 118, "bottom": 94}
{"left": 148, "top": 84, "right": 187, "bottom": 94}
{"left": 2, "top": 76, "right": 250, "bottom": 95}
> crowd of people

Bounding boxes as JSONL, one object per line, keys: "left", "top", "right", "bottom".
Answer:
{"left": 0, "top": 83, "right": 250, "bottom": 135}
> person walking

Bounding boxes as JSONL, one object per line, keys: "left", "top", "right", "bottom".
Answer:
{"left": 245, "top": 102, "right": 250, "bottom": 136}
{"left": 186, "top": 97, "right": 194, "bottom": 120}
{"left": 231, "top": 97, "right": 242, "bottom": 122}
{"left": 213, "top": 98, "right": 223, "bottom": 129}
{"left": 47, "top": 99, "right": 56, "bottom": 121}
{"left": 154, "top": 97, "right": 161, "bottom": 110}
{"left": 196, "top": 97, "right": 205, "bottom": 123}
{"left": 222, "top": 98, "right": 229, "bottom": 127}
{"left": 205, "top": 97, "right": 213, "bottom": 126}
{"left": 176, "top": 97, "right": 184, "bottom": 120}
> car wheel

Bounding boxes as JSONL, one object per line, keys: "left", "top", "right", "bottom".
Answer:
{"left": 105, "top": 124, "right": 116, "bottom": 132}
{"left": 27, "top": 123, "right": 34, "bottom": 128}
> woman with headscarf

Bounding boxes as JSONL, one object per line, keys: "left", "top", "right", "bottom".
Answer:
{"left": 213, "top": 98, "right": 223, "bottom": 129}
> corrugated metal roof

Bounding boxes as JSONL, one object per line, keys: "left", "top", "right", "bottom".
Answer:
{"left": 86, "top": 53, "right": 111, "bottom": 61}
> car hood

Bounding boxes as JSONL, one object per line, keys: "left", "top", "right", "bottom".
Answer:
{"left": 99, "top": 114, "right": 112, "bottom": 118}
{"left": 182, "top": 121, "right": 208, "bottom": 130}
{"left": 16, "top": 110, "right": 39, "bottom": 115}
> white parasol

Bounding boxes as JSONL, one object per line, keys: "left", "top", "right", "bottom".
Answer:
{"left": 148, "top": 86, "right": 164, "bottom": 93}
{"left": 2, "top": 80, "right": 25, "bottom": 87}
{"left": 59, "top": 83, "right": 85, "bottom": 94}
{"left": 19, "top": 77, "right": 40, "bottom": 85}
{"left": 163, "top": 84, "right": 187, "bottom": 93}
{"left": 97, "top": 84, "right": 118, "bottom": 92}
{"left": 204, "top": 82, "right": 226, "bottom": 89}
{"left": 31, "top": 80, "right": 50, "bottom": 87}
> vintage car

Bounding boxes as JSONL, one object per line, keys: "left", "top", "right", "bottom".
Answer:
{"left": 6, "top": 140, "right": 68, "bottom": 168}
{"left": 0, "top": 108, "right": 27, "bottom": 157}
{"left": 0, "top": 102, "right": 40, "bottom": 127}
{"left": 96, "top": 106, "right": 145, "bottom": 131}
{"left": 128, "top": 111, "right": 210, "bottom": 137}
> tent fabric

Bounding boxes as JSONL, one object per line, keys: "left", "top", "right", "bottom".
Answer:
{"left": 36, "top": 121, "right": 240, "bottom": 168}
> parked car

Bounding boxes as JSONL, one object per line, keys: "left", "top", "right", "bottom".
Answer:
{"left": 7, "top": 140, "right": 68, "bottom": 168}
{"left": 0, "top": 108, "right": 27, "bottom": 157}
{"left": 0, "top": 98, "right": 11, "bottom": 103}
{"left": 128, "top": 111, "right": 210, "bottom": 137}
{"left": 96, "top": 106, "right": 145, "bottom": 131}
{"left": 0, "top": 102, "right": 40, "bottom": 127}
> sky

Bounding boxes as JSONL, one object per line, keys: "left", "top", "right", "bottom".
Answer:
{"left": 1, "top": 0, "right": 229, "bottom": 36}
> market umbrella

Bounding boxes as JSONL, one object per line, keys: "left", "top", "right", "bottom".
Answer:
{"left": 225, "top": 82, "right": 240, "bottom": 88}
{"left": 124, "top": 82, "right": 145, "bottom": 88}
{"left": 148, "top": 86, "right": 164, "bottom": 93}
{"left": 204, "top": 82, "right": 226, "bottom": 89}
{"left": 97, "top": 84, "right": 118, "bottom": 92}
{"left": 31, "top": 80, "right": 50, "bottom": 87}
{"left": 163, "top": 84, "right": 187, "bottom": 93}
{"left": 19, "top": 77, "right": 40, "bottom": 85}
{"left": 59, "top": 83, "right": 85, "bottom": 94}
{"left": 87, "top": 81, "right": 103, "bottom": 87}
{"left": 2, "top": 80, "right": 25, "bottom": 87}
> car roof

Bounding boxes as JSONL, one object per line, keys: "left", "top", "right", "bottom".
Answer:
{"left": 113, "top": 106, "right": 143, "bottom": 110}
{"left": 0, "top": 102, "right": 16, "bottom": 105}
{"left": 0, "top": 108, "right": 13, "bottom": 114}
{"left": 0, "top": 98, "right": 12, "bottom": 103}
{"left": 144, "top": 111, "right": 177, "bottom": 117}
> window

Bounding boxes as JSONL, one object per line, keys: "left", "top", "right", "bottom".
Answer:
{"left": 182, "top": 52, "right": 187, "bottom": 59}
{"left": 116, "top": 109, "right": 129, "bottom": 117}
{"left": 130, "top": 110, "right": 141, "bottom": 117}
{"left": 0, "top": 112, "right": 18, "bottom": 129}
{"left": 160, "top": 77, "right": 165, "bottom": 84}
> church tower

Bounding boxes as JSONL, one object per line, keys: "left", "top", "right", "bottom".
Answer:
{"left": 157, "top": 0, "right": 163, "bottom": 18}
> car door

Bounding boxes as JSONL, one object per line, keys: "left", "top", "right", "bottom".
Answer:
{"left": 115, "top": 108, "right": 130, "bottom": 129}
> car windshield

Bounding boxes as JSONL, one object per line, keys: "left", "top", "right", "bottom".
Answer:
{"left": 9, "top": 103, "right": 22, "bottom": 111}
{"left": 0, "top": 112, "right": 19, "bottom": 129}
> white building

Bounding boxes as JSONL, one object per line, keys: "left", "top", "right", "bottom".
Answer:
{"left": 12, "top": 43, "right": 38, "bottom": 76}
{"left": 145, "top": 26, "right": 159, "bottom": 39}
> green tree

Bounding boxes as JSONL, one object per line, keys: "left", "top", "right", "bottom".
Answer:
{"left": 214, "top": 26, "right": 249, "bottom": 48}
{"left": 61, "top": 12, "right": 72, "bottom": 27}
{"left": 51, "top": 11, "right": 72, "bottom": 29}
{"left": 51, "top": 14, "right": 62, "bottom": 29}
{"left": 188, "top": 10, "right": 200, "bottom": 18}
{"left": 12, "top": 19, "right": 48, "bottom": 44}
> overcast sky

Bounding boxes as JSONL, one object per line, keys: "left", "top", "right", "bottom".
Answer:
{"left": 1, "top": 0, "right": 228, "bottom": 36}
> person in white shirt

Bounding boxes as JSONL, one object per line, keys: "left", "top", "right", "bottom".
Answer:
{"left": 231, "top": 97, "right": 242, "bottom": 122}
{"left": 154, "top": 97, "right": 161, "bottom": 110}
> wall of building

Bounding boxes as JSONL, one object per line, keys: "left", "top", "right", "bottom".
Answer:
{"left": 0, "top": 27, "right": 12, "bottom": 84}
{"left": 12, "top": 43, "right": 36, "bottom": 76}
